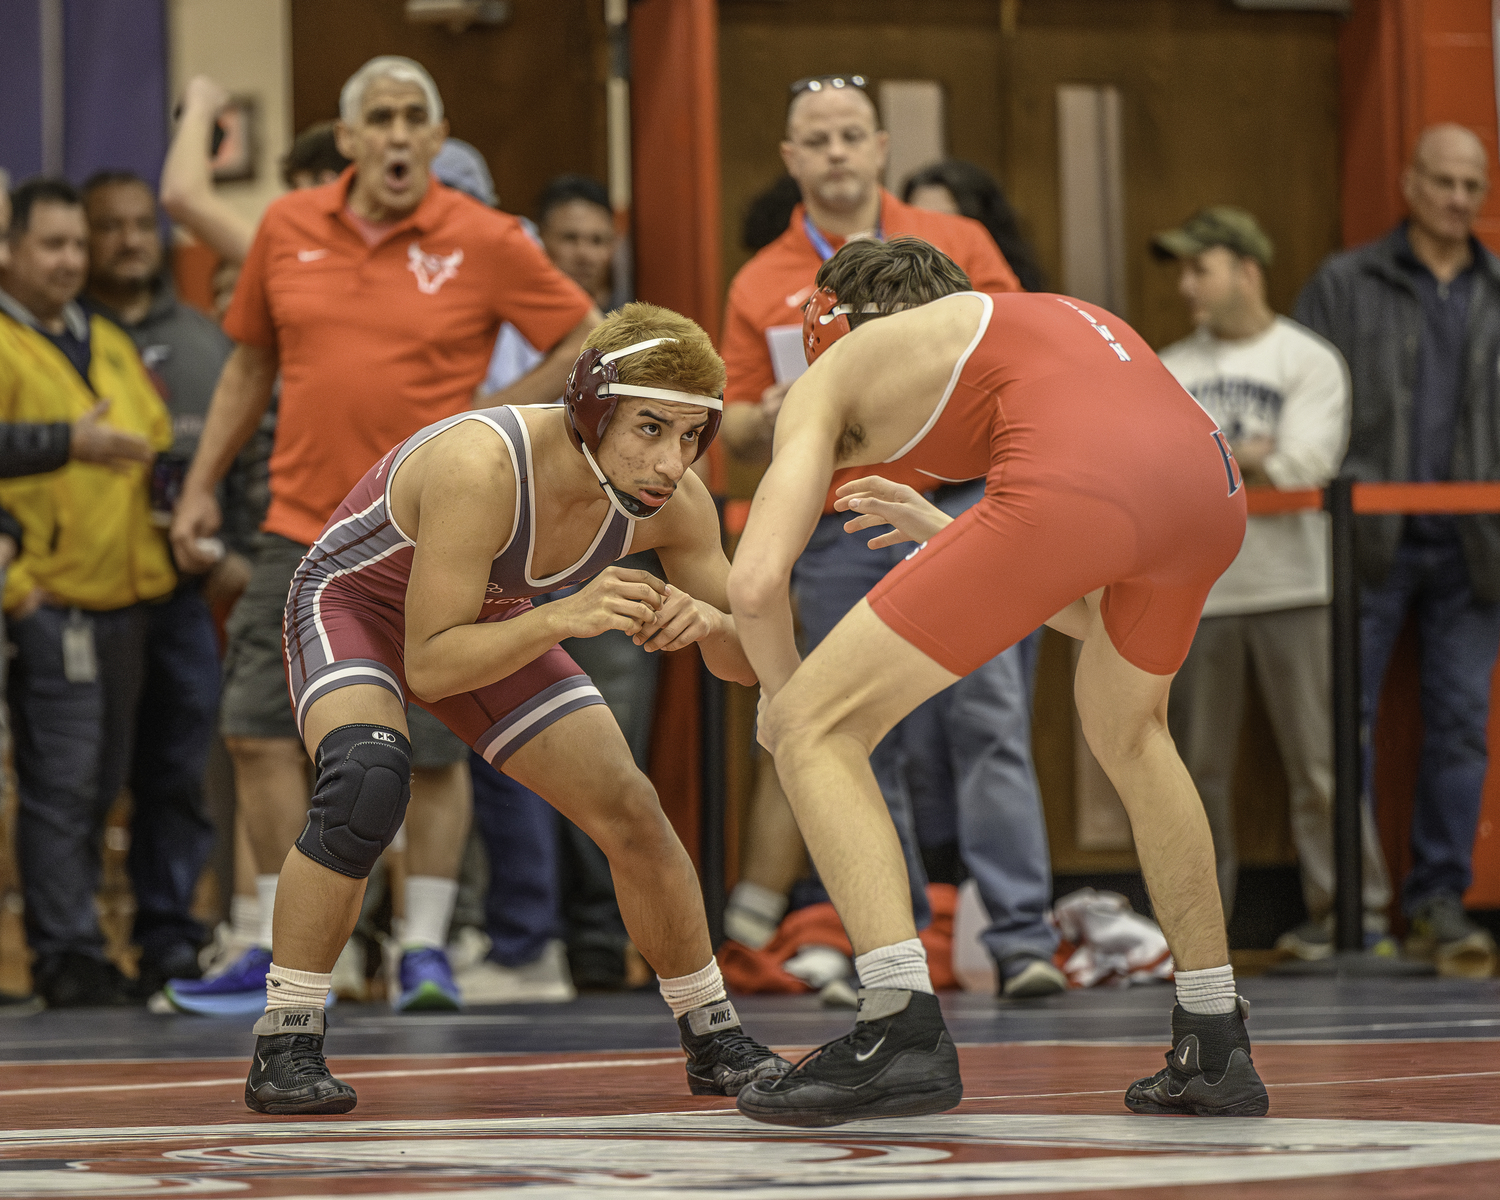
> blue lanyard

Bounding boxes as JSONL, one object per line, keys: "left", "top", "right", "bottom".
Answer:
{"left": 803, "top": 207, "right": 884, "bottom": 263}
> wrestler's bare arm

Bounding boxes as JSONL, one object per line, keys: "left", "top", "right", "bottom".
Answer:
{"left": 726, "top": 393, "right": 843, "bottom": 699}
{"left": 402, "top": 437, "right": 664, "bottom": 702}
{"left": 640, "top": 471, "right": 757, "bottom": 686}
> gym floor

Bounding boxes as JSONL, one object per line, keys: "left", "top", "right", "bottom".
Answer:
{"left": 3, "top": 974, "right": 1498, "bottom": 1198}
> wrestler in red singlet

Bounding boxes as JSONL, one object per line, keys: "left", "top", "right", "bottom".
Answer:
{"left": 864, "top": 290, "right": 1247, "bottom": 677}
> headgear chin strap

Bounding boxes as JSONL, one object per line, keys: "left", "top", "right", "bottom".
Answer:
{"left": 563, "top": 337, "right": 724, "bottom": 521}
{"left": 802, "top": 289, "right": 890, "bottom": 365}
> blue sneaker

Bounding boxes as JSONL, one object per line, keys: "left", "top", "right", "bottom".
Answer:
{"left": 393, "top": 947, "right": 462, "bottom": 1012}
{"left": 164, "top": 946, "right": 272, "bottom": 1016}
{"left": 163, "top": 947, "right": 337, "bottom": 1017}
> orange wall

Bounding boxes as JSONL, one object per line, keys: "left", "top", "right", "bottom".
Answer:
{"left": 1340, "top": 0, "right": 1500, "bottom": 908}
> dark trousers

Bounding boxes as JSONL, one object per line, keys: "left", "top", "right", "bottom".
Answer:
{"left": 1360, "top": 537, "right": 1500, "bottom": 912}
{"left": 128, "top": 586, "right": 220, "bottom": 961}
{"left": 470, "top": 753, "right": 560, "bottom": 966}
{"left": 11, "top": 604, "right": 147, "bottom": 960}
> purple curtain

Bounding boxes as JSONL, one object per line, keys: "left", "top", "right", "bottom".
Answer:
{"left": 0, "top": 0, "right": 167, "bottom": 190}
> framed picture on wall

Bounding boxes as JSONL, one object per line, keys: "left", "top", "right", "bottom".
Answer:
{"left": 211, "top": 96, "right": 258, "bottom": 183}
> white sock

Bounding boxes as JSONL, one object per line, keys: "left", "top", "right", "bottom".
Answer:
{"left": 658, "top": 958, "right": 728, "bottom": 1020}
{"left": 854, "top": 938, "right": 934, "bottom": 995}
{"left": 255, "top": 875, "right": 278, "bottom": 949}
{"left": 265, "top": 962, "right": 331, "bottom": 1012}
{"left": 403, "top": 875, "right": 459, "bottom": 950}
{"left": 230, "top": 894, "right": 259, "bottom": 944}
{"left": 1175, "top": 964, "right": 1237, "bottom": 1015}
{"left": 724, "top": 881, "right": 788, "bottom": 950}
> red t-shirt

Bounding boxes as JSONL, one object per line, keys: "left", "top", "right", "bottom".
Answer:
{"left": 720, "top": 189, "right": 1021, "bottom": 510}
{"left": 225, "top": 168, "right": 594, "bottom": 545}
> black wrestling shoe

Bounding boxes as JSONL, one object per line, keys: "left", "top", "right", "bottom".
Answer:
{"left": 244, "top": 1007, "right": 357, "bottom": 1115}
{"left": 678, "top": 999, "right": 791, "bottom": 1095}
{"left": 736, "top": 988, "right": 962, "bottom": 1128}
{"left": 1124, "top": 999, "right": 1269, "bottom": 1117}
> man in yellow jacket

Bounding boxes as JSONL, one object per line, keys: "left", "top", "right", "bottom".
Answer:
{"left": 0, "top": 178, "right": 173, "bottom": 1008}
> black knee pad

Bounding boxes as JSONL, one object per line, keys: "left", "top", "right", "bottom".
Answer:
{"left": 295, "top": 724, "right": 412, "bottom": 879}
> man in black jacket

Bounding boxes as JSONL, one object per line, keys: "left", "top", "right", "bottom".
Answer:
{"left": 1295, "top": 123, "right": 1500, "bottom": 977}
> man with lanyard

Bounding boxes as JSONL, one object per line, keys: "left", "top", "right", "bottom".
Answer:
{"left": 718, "top": 77, "right": 1060, "bottom": 997}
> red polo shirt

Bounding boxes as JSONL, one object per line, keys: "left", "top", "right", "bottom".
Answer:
{"left": 720, "top": 189, "right": 1021, "bottom": 511}
{"left": 225, "top": 168, "right": 593, "bottom": 545}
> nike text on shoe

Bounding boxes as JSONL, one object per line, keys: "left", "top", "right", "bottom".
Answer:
{"left": 1124, "top": 999, "right": 1269, "bottom": 1117}
{"left": 736, "top": 988, "right": 963, "bottom": 1128}
{"left": 244, "top": 1007, "right": 357, "bottom": 1115}
{"left": 678, "top": 999, "right": 791, "bottom": 1096}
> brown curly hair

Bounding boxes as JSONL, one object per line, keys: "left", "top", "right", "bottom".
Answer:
{"left": 582, "top": 301, "right": 726, "bottom": 398}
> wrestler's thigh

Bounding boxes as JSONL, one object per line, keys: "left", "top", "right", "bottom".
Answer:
{"left": 769, "top": 599, "right": 960, "bottom": 754}
{"left": 302, "top": 684, "right": 410, "bottom": 756}
{"left": 502, "top": 703, "right": 653, "bottom": 828}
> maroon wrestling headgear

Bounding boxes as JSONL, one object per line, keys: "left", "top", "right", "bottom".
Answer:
{"left": 563, "top": 337, "right": 723, "bottom": 520}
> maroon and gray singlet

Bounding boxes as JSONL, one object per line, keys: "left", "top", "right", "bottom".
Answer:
{"left": 284, "top": 405, "right": 629, "bottom": 765}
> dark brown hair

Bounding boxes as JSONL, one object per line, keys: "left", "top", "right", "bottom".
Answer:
{"left": 281, "top": 122, "right": 351, "bottom": 188}
{"left": 813, "top": 237, "right": 970, "bottom": 320}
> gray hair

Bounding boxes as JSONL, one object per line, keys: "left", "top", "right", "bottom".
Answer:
{"left": 339, "top": 56, "right": 444, "bottom": 124}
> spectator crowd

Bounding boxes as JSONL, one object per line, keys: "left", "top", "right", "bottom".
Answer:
{"left": 1, "top": 57, "right": 1496, "bottom": 1016}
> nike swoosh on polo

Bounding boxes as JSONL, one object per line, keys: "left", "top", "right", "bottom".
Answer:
{"left": 298, "top": 249, "right": 330, "bottom": 262}
{"left": 854, "top": 1034, "right": 887, "bottom": 1063}
{"left": 785, "top": 284, "right": 815, "bottom": 309}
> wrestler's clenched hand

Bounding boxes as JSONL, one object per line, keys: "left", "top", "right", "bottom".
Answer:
{"left": 632, "top": 584, "right": 719, "bottom": 654}
{"left": 555, "top": 566, "right": 667, "bottom": 638}
{"left": 833, "top": 475, "right": 953, "bottom": 549}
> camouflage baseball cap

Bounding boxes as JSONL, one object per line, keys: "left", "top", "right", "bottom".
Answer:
{"left": 1152, "top": 206, "right": 1274, "bottom": 267}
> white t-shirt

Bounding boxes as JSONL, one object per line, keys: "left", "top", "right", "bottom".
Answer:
{"left": 1159, "top": 317, "right": 1349, "bottom": 617}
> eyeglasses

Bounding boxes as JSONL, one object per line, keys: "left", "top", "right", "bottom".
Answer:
{"left": 788, "top": 75, "right": 868, "bottom": 98}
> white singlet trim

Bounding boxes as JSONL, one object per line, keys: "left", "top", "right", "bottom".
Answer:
{"left": 882, "top": 291, "right": 994, "bottom": 465}
{"left": 383, "top": 411, "right": 521, "bottom": 562}
{"left": 513, "top": 412, "right": 632, "bottom": 589}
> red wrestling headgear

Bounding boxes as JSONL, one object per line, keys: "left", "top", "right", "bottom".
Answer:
{"left": 562, "top": 337, "right": 724, "bottom": 520}
{"left": 802, "top": 286, "right": 853, "bottom": 365}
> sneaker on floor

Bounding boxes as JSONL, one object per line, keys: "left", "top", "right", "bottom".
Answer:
{"left": 1124, "top": 999, "right": 1269, "bottom": 1117}
{"left": 678, "top": 999, "right": 791, "bottom": 1095}
{"left": 0, "top": 989, "right": 45, "bottom": 1017}
{"left": 1001, "top": 955, "right": 1068, "bottom": 998}
{"left": 1275, "top": 918, "right": 1333, "bottom": 962}
{"left": 130, "top": 941, "right": 202, "bottom": 1002}
{"left": 393, "top": 946, "right": 462, "bottom": 1012}
{"left": 331, "top": 938, "right": 369, "bottom": 1003}
{"left": 244, "top": 1007, "right": 356, "bottom": 1115}
{"left": 163, "top": 946, "right": 273, "bottom": 1016}
{"left": 33, "top": 952, "right": 134, "bottom": 1008}
{"left": 737, "top": 988, "right": 963, "bottom": 1128}
{"left": 1405, "top": 893, "right": 1498, "bottom": 979}
{"left": 455, "top": 938, "right": 577, "bottom": 1005}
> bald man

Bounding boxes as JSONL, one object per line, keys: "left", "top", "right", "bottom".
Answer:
{"left": 1296, "top": 123, "right": 1500, "bottom": 978}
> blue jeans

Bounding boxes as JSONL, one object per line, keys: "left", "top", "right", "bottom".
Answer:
{"left": 470, "top": 752, "right": 560, "bottom": 967}
{"left": 1360, "top": 537, "right": 1500, "bottom": 912}
{"left": 129, "top": 586, "right": 220, "bottom": 962}
{"left": 791, "top": 480, "right": 1055, "bottom": 964}
{"left": 10, "top": 604, "right": 147, "bottom": 960}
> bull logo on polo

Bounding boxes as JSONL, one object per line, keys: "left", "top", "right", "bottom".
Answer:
{"left": 408, "top": 243, "right": 464, "bottom": 295}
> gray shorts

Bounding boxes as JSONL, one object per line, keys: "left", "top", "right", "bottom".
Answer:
{"left": 219, "top": 533, "right": 468, "bottom": 767}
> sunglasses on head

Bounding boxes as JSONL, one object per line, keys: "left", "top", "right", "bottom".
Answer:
{"left": 788, "top": 74, "right": 869, "bottom": 98}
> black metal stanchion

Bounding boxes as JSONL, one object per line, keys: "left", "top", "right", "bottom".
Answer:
{"left": 1274, "top": 478, "right": 1430, "bottom": 976}
{"left": 1328, "top": 477, "right": 1365, "bottom": 955}
{"left": 699, "top": 660, "right": 727, "bottom": 949}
